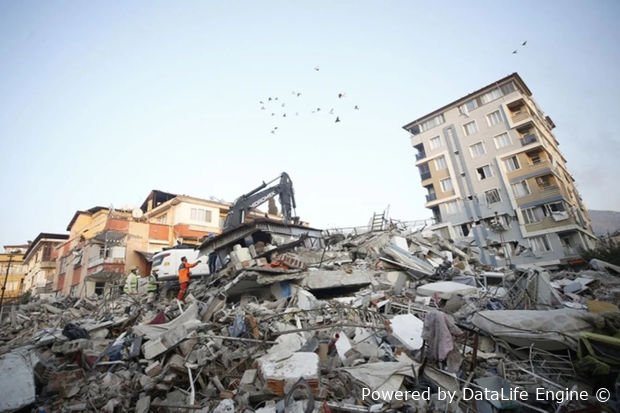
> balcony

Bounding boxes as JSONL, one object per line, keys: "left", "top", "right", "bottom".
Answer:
{"left": 426, "top": 193, "right": 437, "bottom": 202}
{"left": 415, "top": 152, "right": 427, "bottom": 161}
{"left": 420, "top": 171, "right": 431, "bottom": 180}
{"left": 520, "top": 133, "right": 538, "bottom": 146}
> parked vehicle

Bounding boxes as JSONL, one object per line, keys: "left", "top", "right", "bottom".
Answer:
{"left": 151, "top": 246, "right": 210, "bottom": 298}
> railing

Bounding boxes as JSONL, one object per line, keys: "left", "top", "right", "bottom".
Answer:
{"left": 415, "top": 152, "right": 427, "bottom": 161}
{"left": 420, "top": 171, "right": 431, "bottom": 180}
{"left": 426, "top": 193, "right": 437, "bottom": 202}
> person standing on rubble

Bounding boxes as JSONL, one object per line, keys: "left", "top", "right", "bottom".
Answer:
{"left": 146, "top": 272, "right": 159, "bottom": 304}
{"left": 123, "top": 266, "right": 139, "bottom": 294}
{"left": 177, "top": 256, "right": 200, "bottom": 302}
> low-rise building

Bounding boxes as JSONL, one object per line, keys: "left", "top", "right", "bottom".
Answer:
{"left": 22, "top": 233, "right": 68, "bottom": 296}
{"left": 0, "top": 244, "right": 28, "bottom": 302}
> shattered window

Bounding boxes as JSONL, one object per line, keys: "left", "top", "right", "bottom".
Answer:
{"left": 530, "top": 235, "right": 551, "bottom": 253}
{"left": 476, "top": 165, "right": 493, "bottom": 180}
{"left": 485, "top": 189, "right": 501, "bottom": 204}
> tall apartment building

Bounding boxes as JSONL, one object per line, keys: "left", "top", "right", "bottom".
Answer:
{"left": 402, "top": 73, "right": 596, "bottom": 267}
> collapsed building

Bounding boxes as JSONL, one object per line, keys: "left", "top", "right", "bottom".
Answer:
{"left": 402, "top": 73, "right": 597, "bottom": 268}
{"left": 1, "top": 216, "right": 619, "bottom": 412}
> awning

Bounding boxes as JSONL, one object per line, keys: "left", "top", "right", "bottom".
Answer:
{"left": 135, "top": 250, "right": 154, "bottom": 262}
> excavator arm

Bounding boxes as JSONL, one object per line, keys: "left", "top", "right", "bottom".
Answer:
{"left": 223, "top": 172, "right": 296, "bottom": 230}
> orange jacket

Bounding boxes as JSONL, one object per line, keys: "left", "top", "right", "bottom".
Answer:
{"left": 178, "top": 261, "right": 198, "bottom": 283}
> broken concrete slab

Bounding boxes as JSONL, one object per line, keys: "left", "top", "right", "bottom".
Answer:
{"left": 416, "top": 281, "right": 478, "bottom": 299}
{"left": 302, "top": 270, "right": 373, "bottom": 290}
{"left": 389, "top": 314, "right": 424, "bottom": 351}
{"left": 258, "top": 352, "right": 320, "bottom": 396}
{"left": 0, "top": 349, "right": 37, "bottom": 411}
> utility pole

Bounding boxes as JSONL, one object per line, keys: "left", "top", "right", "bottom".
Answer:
{"left": 0, "top": 253, "right": 14, "bottom": 319}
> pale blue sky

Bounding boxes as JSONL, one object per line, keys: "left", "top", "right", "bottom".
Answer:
{"left": 1, "top": 1, "right": 619, "bottom": 246}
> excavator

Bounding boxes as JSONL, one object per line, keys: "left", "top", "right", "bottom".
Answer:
{"left": 223, "top": 172, "right": 297, "bottom": 231}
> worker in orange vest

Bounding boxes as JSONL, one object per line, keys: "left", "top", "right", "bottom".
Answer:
{"left": 177, "top": 256, "right": 201, "bottom": 302}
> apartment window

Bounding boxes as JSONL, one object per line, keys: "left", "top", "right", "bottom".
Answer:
{"left": 530, "top": 235, "right": 551, "bottom": 253}
{"left": 469, "top": 142, "right": 486, "bottom": 158}
{"left": 463, "top": 121, "right": 478, "bottom": 136}
{"left": 155, "top": 214, "right": 168, "bottom": 224}
{"left": 504, "top": 156, "right": 520, "bottom": 171}
{"left": 486, "top": 110, "right": 502, "bottom": 127}
{"left": 440, "top": 178, "right": 453, "bottom": 192}
{"left": 512, "top": 180, "right": 531, "bottom": 198}
{"left": 476, "top": 165, "right": 493, "bottom": 180}
{"left": 42, "top": 245, "right": 52, "bottom": 261}
{"left": 480, "top": 88, "right": 503, "bottom": 104}
{"left": 458, "top": 99, "right": 479, "bottom": 114}
{"left": 444, "top": 200, "right": 459, "bottom": 214}
{"left": 485, "top": 189, "right": 501, "bottom": 204}
{"left": 429, "top": 136, "right": 442, "bottom": 150}
{"left": 190, "top": 208, "right": 212, "bottom": 222}
{"left": 522, "top": 207, "right": 543, "bottom": 224}
{"left": 435, "top": 156, "right": 448, "bottom": 171}
{"left": 419, "top": 114, "right": 445, "bottom": 132}
{"left": 500, "top": 82, "right": 516, "bottom": 95}
{"left": 494, "top": 132, "right": 512, "bottom": 149}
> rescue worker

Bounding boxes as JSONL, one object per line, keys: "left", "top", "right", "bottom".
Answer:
{"left": 123, "top": 267, "right": 139, "bottom": 295}
{"left": 177, "top": 256, "right": 200, "bottom": 302}
{"left": 146, "top": 272, "right": 159, "bottom": 304}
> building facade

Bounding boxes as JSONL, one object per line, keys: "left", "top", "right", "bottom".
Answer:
{"left": 0, "top": 244, "right": 28, "bottom": 302}
{"left": 403, "top": 73, "right": 596, "bottom": 267}
{"left": 22, "top": 233, "right": 68, "bottom": 296}
{"left": 53, "top": 191, "right": 234, "bottom": 297}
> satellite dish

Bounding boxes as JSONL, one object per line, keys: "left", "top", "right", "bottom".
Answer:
{"left": 132, "top": 208, "right": 144, "bottom": 219}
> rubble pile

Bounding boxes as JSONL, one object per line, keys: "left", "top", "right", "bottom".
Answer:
{"left": 1, "top": 226, "right": 619, "bottom": 412}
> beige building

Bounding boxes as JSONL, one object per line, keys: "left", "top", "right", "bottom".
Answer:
{"left": 402, "top": 73, "right": 596, "bottom": 267}
{"left": 53, "top": 191, "right": 234, "bottom": 297}
{"left": 0, "top": 244, "right": 28, "bottom": 302}
{"left": 22, "top": 233, "right": 68, "bottom": 296}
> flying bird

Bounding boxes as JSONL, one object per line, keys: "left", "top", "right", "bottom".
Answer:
{"left": 259, "top": 101, "right": 264, "bottom": 104}
{"left": 512, "top": 50, "right": 518, "bottom": 54}
{"left": 268, "top": 97, "right": 272, "bottom": 101}
{"left": 261, "top": 106, "right": 265, "bottom": 110}
{"left": 274, "top": 97, "right": 278, "bottom": 101}
{"left": 271, "top": 113, "right": 275, "bottom": 116}
{"left": 316, "top": 108, "right": 321, "bottom": 112}
{"left": 281, "top": 103, "right": 285, "bottom": 107}
{"left": 335, "top": 117, "right": 341, "bottom": 123}
{"left": 522, "top": 40, "right": 527, "bottom": 46}
{"left": 329, "top": 108, "right": 334, "bottom": 115}
{"left": 314, "top": 66, "right": 320, "bottom": 71}
{"left": 338, "top": 93, "right": 345, "bottom": 99}
{"left": 296, "top": 92, "right": 301, "bottom": 97}
{"left": 283, "top": 113, "right": 286, "bottom": 117}
{"left": 354, "top": 105, "right": 359, "bottom": 110}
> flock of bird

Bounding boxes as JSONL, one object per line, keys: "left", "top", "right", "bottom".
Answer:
{"left": 259, "top": 66, "right": 360, "bottom": 134}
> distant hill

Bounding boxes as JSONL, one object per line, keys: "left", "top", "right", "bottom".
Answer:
{"left": 589, "top": 210, "right": 620, "bottom": 236}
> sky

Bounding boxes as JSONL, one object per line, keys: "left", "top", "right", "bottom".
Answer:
{"left": 1, "top": 1, "right": 619, "bottom": 247}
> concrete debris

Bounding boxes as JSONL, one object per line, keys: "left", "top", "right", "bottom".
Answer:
{"left": 0, "top": 224, "right": 618, "bottom": 412}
